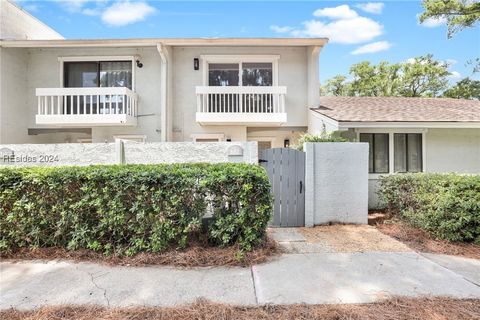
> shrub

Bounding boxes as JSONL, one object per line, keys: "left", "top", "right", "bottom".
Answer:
{"left": 378, "top": 173, "right": 480, "bottom": 244}
{"left": 0, "top": 164, "right": 272, "bottom": 256}
{"left": 295, "top": 132, "right": 348, "bottom": 151}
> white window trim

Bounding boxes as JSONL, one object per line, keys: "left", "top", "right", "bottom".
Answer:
{"left": 190, "top": 133, "right": 225, "bottom": 142}
{"left": 58, "top": 55, "right": 136, "bottom": 90}
{"left": 355, "top": 128, "right": 427, "bottom": 179}
{"left": 200, "top": 55, "right": 280, "bottom": 86}
{"left": 113, "top": 134, "right": 146, "bottom": 142}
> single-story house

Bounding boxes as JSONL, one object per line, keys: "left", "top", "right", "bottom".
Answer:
{"left": 309, "top": 96, "right": 480, "bottom": 208}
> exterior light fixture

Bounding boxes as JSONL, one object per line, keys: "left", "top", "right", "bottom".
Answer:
{"left": 136, "top": 60, "right": 143, "bottom": 68}
{"left": 284, "top": 139, "right": 290, "bottom": 148}
{"left": 194, "top": 58, "right": 199, "bottom": 70}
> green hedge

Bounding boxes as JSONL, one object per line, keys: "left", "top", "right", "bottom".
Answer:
{"left": 0, "top": 163, "right": 273, "bottom": 256}
{"left": 378, "top": 173, "right": 480, "bottom": 244}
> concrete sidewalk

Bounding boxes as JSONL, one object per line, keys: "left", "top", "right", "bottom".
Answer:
{"left": 1, "top": 251, "right": 480, "bottom": 310}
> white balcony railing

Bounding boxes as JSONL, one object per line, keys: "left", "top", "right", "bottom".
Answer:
{"left": 195, "top": 86, "right": 287, "bottom": 126}
{"left": 35, "top": 87, "right": 138, "bottom": 126}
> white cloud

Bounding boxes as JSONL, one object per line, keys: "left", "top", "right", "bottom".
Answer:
{"left": 271, "top": 5, "right": 384, "bottom": 44}
{"left": 449, "top": 71, "right": 461, "bottom": 79}
{"left": 270, "top": 25, "right": 293, "bottom": 33}
{"left": 356, "top": 3, "right": 384, "bottom": 14}
{"left": 294, "top": 16, "right": 383, "bottom": 44}
{"left": 351, "top": 41, "right": 391, "bottom": 55}
{"left": 82, "top": 8, "right": 100, "bottom": 16}
{"left": 313, "top": 5, "right": 358, "bottom": 20}
{"left": 421, "top": 17, "right": 447, "bottom": 27}
{"left": 445, "top": 59, "right": 458, "bottom": 66}
{"left": 56, "top": 0, "right": 94, "bottom": 12}
{"left": 102, "top": 1, "right": 155, "bottom": 27}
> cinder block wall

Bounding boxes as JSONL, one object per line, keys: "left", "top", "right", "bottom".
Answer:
{"left": 305, "top": 142, "right": 368, "bottom": 226}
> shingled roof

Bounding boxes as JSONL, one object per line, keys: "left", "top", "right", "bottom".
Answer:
{"left": 311, "top": 97, "right": 480, "bottom": 122}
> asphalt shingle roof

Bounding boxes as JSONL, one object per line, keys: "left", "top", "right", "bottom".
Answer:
{"left": 311, "top": 97, "right": 480, "bottom": 122}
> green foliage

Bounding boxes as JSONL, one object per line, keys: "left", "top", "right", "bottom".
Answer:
{"left": 420, "top": 0, "right": 480, "bottom": 38}
{"left": 400, "top": 55, "right": 450, "bottom": 97}
{"left": 443, "top": 77, "right": 480, "bottom": 100}
{"left": 350, "top": 61, "right": 402, "bottom": 97}
{"left": 378, "top": 173, "right": 480, "bottom": 244}
{"left": 322, "top": 55, "right": 450, "bottom": 98}
{"left": 0, "top": 164, "right": 273, "bottom": 256}
{"left": 295, "top": 132, "right": 348, "bottom": 151}
{"left": 321, "top": 75, "right": 349, "bottom": 96}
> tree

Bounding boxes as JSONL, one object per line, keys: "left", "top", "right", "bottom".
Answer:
{"left": 321, "top": 55, "right": 450, "bottom": 97}
{"left": 350, "top": 61, "right": 401, "bottom": 96}
{"left": 321, "top": 75, "right": 350, "bottom": 96}
{"left": 419, "top": 0, "right": 480, "bottom": 38}
{"left": 399, "top": 54, "right": 450, "bottom": 97}
{"left": 443, "top": 77, "right": 480, "bottom": 99}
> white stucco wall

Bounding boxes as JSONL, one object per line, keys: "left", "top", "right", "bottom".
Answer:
{"left": 0, "top": 0, "right": 63, "bottom": 40}
{"left": 0, "top": 141, "right": 257, "bottom": 166}
{"left": 425, "top": 128, "right": 480, "bottom": 173}
{"left": 171, "top": 46, "right": 310, "bottom": 142}
{"left": 305, "top": 142, "right": 369, "bottom": 225}
{"left": 0, "top": 48, "right": 28, "bottom": 144}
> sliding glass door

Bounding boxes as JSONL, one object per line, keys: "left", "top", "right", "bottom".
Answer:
{"left": 64, "top": 61, "right": 132, "bottom": 114}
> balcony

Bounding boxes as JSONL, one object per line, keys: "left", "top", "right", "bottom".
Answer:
{"left": 35, "top": 87, "right": 138, "bottom": 127}
{"left": 195, "top": 86, "right": 287, "bottom": 126}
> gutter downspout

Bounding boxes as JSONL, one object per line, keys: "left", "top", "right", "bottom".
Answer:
{"left": 156, "top": 43, "right": 168, "bottom": 141}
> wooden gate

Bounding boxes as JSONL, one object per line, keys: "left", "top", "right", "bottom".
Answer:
{"left": 259, "top": 148, "right": 305, "bottom": 227}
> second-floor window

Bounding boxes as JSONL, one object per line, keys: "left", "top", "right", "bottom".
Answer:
{"left": 64, "top": 61, "right": 132, "bottom": 89}
{"left": 208, "top": 62, "right": 273, "bottom": 86}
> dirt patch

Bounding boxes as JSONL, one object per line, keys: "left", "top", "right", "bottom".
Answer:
{"left": 299, "top": 224, "right": 411, "bottom": 253}
{"left": 375, "top": 219, "right": 480, "bottom": 260}
{"left": 0, "top": 237, "right": 279, "bottom": 268}
{"left": 2, "top": 297, "right": 479, "bottom": 320}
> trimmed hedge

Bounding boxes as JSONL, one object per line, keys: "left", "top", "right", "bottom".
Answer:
{"left": 0, "top": 164, "right": 273, "bottom": 256}
{"left": 378, "top": 173, "right": 480, "bottom": 244}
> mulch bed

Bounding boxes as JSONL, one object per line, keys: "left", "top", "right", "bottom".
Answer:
{"left": 2, "top": 297, "right": 479, "bottom": 320}
{"left": 372, "top": 213, "right": 480, "bottom": 260}
{"left": 0, "top": 237, "right": 280, "bottom": 268}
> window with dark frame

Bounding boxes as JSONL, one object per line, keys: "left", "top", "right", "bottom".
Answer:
{"left": 360, "top": 133, "right": 389, "bottom": 174}
{"left": 394, "top": 133, "right": 423, "bottom": 173}
{"left": 63, "top": 61, "right": 133, "bottom": 115}
{"left": 64, "top": 61, "right": 132, "bottom": 89}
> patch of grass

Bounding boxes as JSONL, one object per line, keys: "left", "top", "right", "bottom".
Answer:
{"left": 2, "top": 297, "right": 479, "bottom": 320}
{"left": 0, "top": 236, "right": 279, "bottom": 268}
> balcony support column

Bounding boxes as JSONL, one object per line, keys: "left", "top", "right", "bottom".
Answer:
{"left": 156, "top": 43, "right": 169, "bottom": 142}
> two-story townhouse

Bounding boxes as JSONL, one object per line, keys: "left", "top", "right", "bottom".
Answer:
{"left": 0, "top": 1, "right": 326, "bottom": 153}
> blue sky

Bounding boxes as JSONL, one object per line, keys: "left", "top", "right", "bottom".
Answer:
{"left": 15, "top": 0, "right": 480, "bottom": 83}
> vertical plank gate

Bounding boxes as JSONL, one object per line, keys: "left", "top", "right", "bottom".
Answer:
{"left": 259, "top": 148, "right": 305, "bottom": 227}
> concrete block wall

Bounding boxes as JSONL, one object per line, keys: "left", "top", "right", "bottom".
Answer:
{"left": 0, "top": 141, "right": 258, "bottom": 167}
{"left": 304, "top": 142, "right": 369, "bottom": 226}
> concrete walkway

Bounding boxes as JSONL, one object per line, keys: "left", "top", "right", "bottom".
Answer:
{"left": 1, "top": 227, "right": 479, "bottom": 310}
{"left": 2, "top": 252, "right": 480, "bottom": 310}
